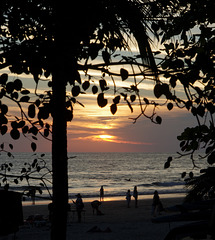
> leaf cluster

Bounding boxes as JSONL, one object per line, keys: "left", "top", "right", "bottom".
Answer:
{"left": 0, "top": 153, "right": 52, "bottom": 199}
{"left": 156, "top": 1, "right": 215, "bottom": 202}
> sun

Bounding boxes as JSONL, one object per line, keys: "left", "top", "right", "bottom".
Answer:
{"left": 98, "top": 135, "right": 114, "bottom": 142}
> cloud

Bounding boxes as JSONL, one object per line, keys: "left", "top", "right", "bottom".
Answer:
{"left": 70, "top": 134, "right": 153, "bottom": 146}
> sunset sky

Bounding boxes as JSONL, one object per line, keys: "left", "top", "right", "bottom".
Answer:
{"left": 0, "top": 40, "right": 198, "bottom": 153}
{"left": 0, "top": 63, "right": 196, "bottom": 154}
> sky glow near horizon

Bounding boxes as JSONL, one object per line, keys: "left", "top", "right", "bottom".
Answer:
{"left": 0, "top": 43, "right": 197, "bottom": 154}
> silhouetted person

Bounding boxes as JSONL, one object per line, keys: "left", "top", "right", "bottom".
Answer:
{"left": 126, "top": 189, "right": 131, "bottom": 208}
{"left": 48, "top": 202, "right": 53, "bottom": 223}
{"left": 29, "top": 188, "right": 36, "bottom": 205}
{"left": 100, "top": 186, "right": 104, "bottom": 201}
{"left": 133, "top": 186, "right": 138, "bottom": 208}
{"left": 91, "top": 200, "right": 103, "bottom": 215}
{"left": 152, "top": 190, "right": 163, "bottom": 217}
{"left": 73, "top": 193, "right": 84, "bottom": 222}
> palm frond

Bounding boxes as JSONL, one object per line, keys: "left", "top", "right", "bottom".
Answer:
{"left": 107, "top": 0, "right": 159, "bottom": 80}
{"left": 185, "top": 167, "right": 215, "bottom": 202}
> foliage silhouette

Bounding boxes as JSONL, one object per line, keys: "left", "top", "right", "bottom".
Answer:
{"left": 158, "top": 0, "right": 215, "bottom": 203}
{"left": 0, "top": 0, "right": 214, "bottom": 239}
{"left": 0, "top": 151, "right": 52, "bottom": 201}
{"left": 0, "top": 1, "right": 164, "bottom": 239}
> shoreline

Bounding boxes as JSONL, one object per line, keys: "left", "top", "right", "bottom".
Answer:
{"left": 22, "top": 192, "right": 186, "bottom": 206}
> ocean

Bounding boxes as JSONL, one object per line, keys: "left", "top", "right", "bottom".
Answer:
{"left": 0, "top": 152, "right": 206, "bottom": 203}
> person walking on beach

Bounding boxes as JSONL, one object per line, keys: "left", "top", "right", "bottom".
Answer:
{"left": 126, "top": 189, "right": 131, "bottom": 208}
{"left": 100, "top": 186, "right": 104, "bottom": 201}
{"left": 133, "top": 186, "right": 138, "bottom": 208}
{"left": 152, "top": 190, "right": 163, "bottom": 217}
{"left": 73, "top": 193, "right": 84, "bottom": 222}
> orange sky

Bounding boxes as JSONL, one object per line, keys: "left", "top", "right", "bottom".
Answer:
{"left": 0, "top": 49, "right": 196, "bottom": 153}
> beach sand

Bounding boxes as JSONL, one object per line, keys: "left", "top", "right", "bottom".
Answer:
{"left": 5, "top": 196, "right": 209, "bottom": 240}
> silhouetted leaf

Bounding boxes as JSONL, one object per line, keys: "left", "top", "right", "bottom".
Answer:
{"left": 154, "top": 84, "right": 163, "bottom": 98}
{"left": 181, "top": 172, "right": 186, "bottom": 178}
{"left": 32, "top": 136, "right": 37, "bottom": 141}
{"left": 14, "top": 79, "right": 22, "bottom": 90}
{"left": 28, "top": 104, "right": 36, "bottom": 118}
{"left": 185, "top": 101, "right": 192, "bottom": 110}
{"left": 1, "top": 125, "right": 8, "bottom": 135}
{"left": 38, "top": 107, "right": 49, "bottom": 120}
{"left": 44, "top": 128, "right": 49, "bottom": 137}
{"left": 189, "top": 172, "right": 194, "bottom": 178}
{"left": 11, "top": 121, "right": 18, "bottom": 129}
{"left": 14, "top": 179, "right": 18, "bottom": 184}
{"left": 167, "top": 102, "right": 173, "bottom": 111}
{"left": 113, "top": 96, "right": 120, "bottom": 104}
{"left": 20, "top": 96, "right": 30, "bottom": 102}
{"left": 31, "top": 142, "right": 37, "bottom": 152}
{"left": 21, "top": 90, "right": 30, "bottom": 95}
{"left": 170, "top": 75, "right": 177, "bottom": 88}
{"left": 92, "top": 85, "right": 98, "bottom": 94}
{"left": 66, "top": 109, "right": 73, "bottom": 121}
{"left": 164, "top": 161, "right": 170, "bottom": 169}
{"left": 1, "top": 104, "right": 8, "bottom": 114}
{"left": 120, "top": 68, "right": 129, "bottom": 80}
{"left": 11, "top": 91, "right": 19, "bottom": 100}
{"left": 21, "top": 168, "right": 26, "bottom": 173}
{"left": 10, "top": 129, "right": 20, "bottom": 140}
{"left": 130, "top": 95, "right": 136, "bottom": 102}
{"left": 29, "top": 126, "right": 38, "bottom": 135}
{"left": 191, "top": 107, "right": 197, "bottom": 116}
{"left": 97, "top": 93, "right": 108, "bottom": 108}
{"left": 82, "top": 81, "right": 90, "bottom": 91}
{"left": 35, "top": 99, "right": 41, "bottom": 107}
{"left": 6, "top": 82, "right": 14, "bottom": 94}
{"left": 0, "top": 73, "right": 8, "bottom": 85}
{"left": 110, "top": 104, "right": 117, "bottom": 115}
{"left": 167, "top": 156, "right": 173, "bottom": 162}
{"left": 22, "top": 125, "right": 29, "bottom": 134}
{"left": 72, "top": 85, "right": 80, "bottom": 97}
{"left": 162, "top": 83, "right": 172, "bottom": 99}
{"left": 196, "top": 105, "right": 205, "bottom": 117}
{"left": 17, "top": 120, "right": 25, "bottom": 128}
{"left": 156, "top": 116, "right": 162, "bottom": 124}
{"left": 143, "top": 98, "right": 149, "bottom": 104}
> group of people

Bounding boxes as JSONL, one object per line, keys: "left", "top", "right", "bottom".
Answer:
{"left": 72, "top": 186, "right": 163, "bottom": 222}
{"left": 101, "top": 185, "right": 139, "bottom": 208}
{"left": 126, "top": 186, "right": 138, "bottom": 208}
{"left": 126, "top": 188, "right": 163, "bottom": 216}
{"left": 72, "top": 186, "right": 104, "bottom": 222}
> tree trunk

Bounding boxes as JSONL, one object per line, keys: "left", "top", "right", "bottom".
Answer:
{"left": 50, "top": 1, "right": 81, "bottom": 239}
{"left": 49, "top": 1, "right": 71, "bottom": 239}
{"left": 51, "top": 68, "right": 68, "bottom": 240}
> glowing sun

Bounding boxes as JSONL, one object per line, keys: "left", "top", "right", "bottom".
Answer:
{"left": 98, "top": 135, "right": 114, "bottom": 141}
